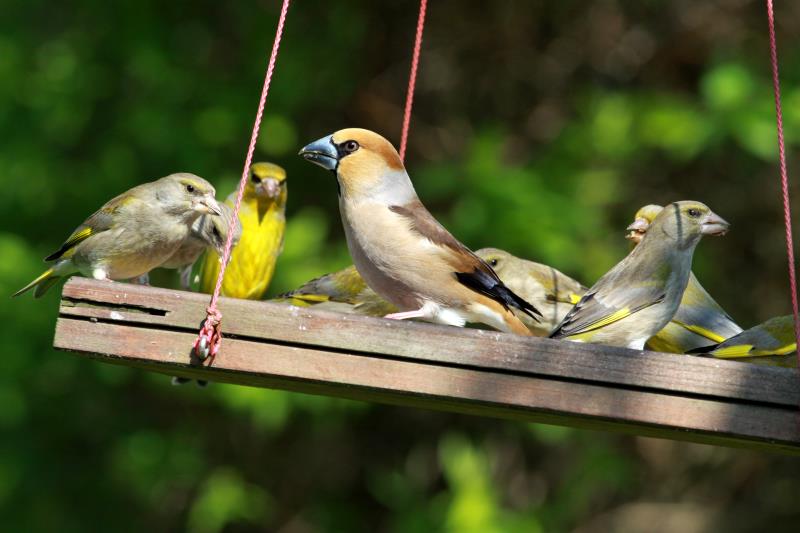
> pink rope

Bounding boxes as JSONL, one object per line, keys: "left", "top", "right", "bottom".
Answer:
{"left": 194, "top": 0, "right": 291, "bottom": 360}
{"left": 398, "top": 0, "right": 427, "bottom": 163}
{"left": 765, "top": 0, "right": 800, "bottom": 368}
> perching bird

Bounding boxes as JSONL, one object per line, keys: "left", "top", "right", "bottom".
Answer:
{"left": 14, "top": 173, "right": 221, "bottom": 298}
{"left": 299, "top": 128, "right": 540, "bottom": 335}
{"left": 277, "top": 264, "right": 398, "bottom": 316}
{"left": 549, "top": 201, "right": 729, "bottom": 349}
{"left": 199, "top": 162, "right": 287, "bottom": 299}
{"left": 689, "top": 315, "right": 797, "bottom": 366}
{"left": 475, "top": 248, "right": 586, "bottom": 336}
{"left": 160, "top": 203, "right": 243, "bottom": 289}
{"left": 626, "top": 204, "right": 742, "bottom": 353}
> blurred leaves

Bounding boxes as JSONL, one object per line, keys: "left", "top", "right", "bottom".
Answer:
{"left": 4, "top": 0, "right": 800, "bottom": 531}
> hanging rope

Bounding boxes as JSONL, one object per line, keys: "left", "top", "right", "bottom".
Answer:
{"left": 194, "top": 0, "right": 291, "bottom": 360}
{"left": 765, "top": 0, "right": 800, "bottom": 367}
{"left": 399, "top": 0, "right": 428, "bottom": 162}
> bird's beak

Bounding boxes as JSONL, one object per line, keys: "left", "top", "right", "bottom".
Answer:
{"left": 701, "top": 211, "right": 730, "bottom": 236}
{"left": 196, "top": 195, "right": 223, "bottom": 216}
{"left": 625, "top": 218, "right": 649, "bottom": 242}
{"left": 255, "top": 177, "right": 281, "bottom": 199}
{"left": 299, "top": 135, "right": 338, "bottom": 171}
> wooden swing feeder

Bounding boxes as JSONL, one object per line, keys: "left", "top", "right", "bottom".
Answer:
{"left": 55, "top": 277, "right": 800, "bottom": 454}
{"left": 50, "top": 0, "right": 800, "bottom": 455}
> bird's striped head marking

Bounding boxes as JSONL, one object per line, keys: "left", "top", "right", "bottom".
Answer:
{"left": 299, "top": 128, "right": 407, "bottom": 199}
{"left": 645, "top": 201, "right": 729, "bottom": 249}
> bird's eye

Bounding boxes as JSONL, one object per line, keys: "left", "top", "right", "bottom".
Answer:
{"left": 185, "top": 184, "right": 195, "bottom": 193}
{"left": 488, "top": 259, "right": 499, "bottom": 267}
{"left": 687, "top": 208, "right": 700, "bottom": 218}
{"left": 343, "top": 140, "right": 360, "bottom": 154}
{"left": 250, "top": 171, "right": 260, "bottom": 183}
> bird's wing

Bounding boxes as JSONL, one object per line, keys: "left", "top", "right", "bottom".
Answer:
{"left": 670, "top": 274, "right": 742, "bottom": 343}
{"left": 389, "top": 201, "right": 541, "bottom": 319}
{"left": 45, "top": 192, "right": 140, "bottom": 262}
{"left": 549, "top": 260, "right": 666, "bottom": 338}
{"left": 278, "top": 266, "right": 367, "bottom": 305}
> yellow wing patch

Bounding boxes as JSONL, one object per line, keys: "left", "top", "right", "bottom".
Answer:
{"left": 568, "top": 293, "right": 582, "bottom": 305}
{"left": 671, "top": 320, "right": 727, "bottom": 343}
{"left": 45, "top": 227, "right": 94, "bottom": 261}
{"left": 577, "top": 307, "right": 632, "bottom": 333}
{"left": 711, "top": 344, "right": 755, "bottom": 358}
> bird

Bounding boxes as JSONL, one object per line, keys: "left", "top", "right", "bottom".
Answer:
{"left": 159, "top": 203, "right": 243, "bottom": 289}
{"left": 549, "top": 201, "right": 729, "bottom": 349}
{"left": 14, "top": 173, "right": 221, "bottom": 298}
{"left": 199, "top": 162, "right": 287, "bottom": 299}
{"left": 475, "top": 248, "right": 586, "bottom": 336}
{"left": 299, "top": 128, "right": 540, "bottom": 335}
{"left": 626, "top": 204, "right": 742, "bottom": 353}
{"left": 689, "top": 315, "right": 797, "bottom": 366}
{"left": 276, "top": 264, "right": 398, "bottom": 316}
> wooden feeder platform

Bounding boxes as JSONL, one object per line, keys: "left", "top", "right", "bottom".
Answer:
{"left": 54, "top": 277, "right": 800, "bottom": 454}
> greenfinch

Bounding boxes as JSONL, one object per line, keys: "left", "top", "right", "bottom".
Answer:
{"left": 14, "top": 173, "right": 221, "bottom": 298}
{"left": 690, "top": 315, "right": 797, "bottom": 366}
{"left": 160, "top": 203, "right": 243, "bottom": 289}
{"left": 277, "top": 264, "right": 398, "bottom": 316}
{"left": 550, "top": 201, "right": 729, "bottom": 349}
{"left": 199, "top": 162, "right": 287, "bottom": 299}
{"left": 475, "top": 248, "right": 586, "bottom": 336}
{"left": 626, "top": 204, "right": 743, "bottom": 353}
{"left": 300, "top": 129, "right": 539, "bottom": 335}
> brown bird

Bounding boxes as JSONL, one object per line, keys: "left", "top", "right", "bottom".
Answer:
{"left": 299, "top": 128, "right": 540, "bottom": 334}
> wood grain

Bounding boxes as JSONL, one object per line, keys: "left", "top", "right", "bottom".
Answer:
{"left": 53, "top": 278, "right": 800, "bottom": 453}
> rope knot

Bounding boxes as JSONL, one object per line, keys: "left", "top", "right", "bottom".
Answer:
{"left": 194, "top": 306, "right": 223, "bottom": 360}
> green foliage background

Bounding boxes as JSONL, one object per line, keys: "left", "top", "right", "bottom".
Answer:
{"left": 3, "top": 0, "right": 800, "bottom": 531}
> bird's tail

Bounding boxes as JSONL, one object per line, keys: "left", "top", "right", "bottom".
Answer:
{"left": 12, "top": 268, "right": 60, "bottom": 298}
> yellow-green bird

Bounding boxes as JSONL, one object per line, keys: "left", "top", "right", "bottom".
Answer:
{"left": 277, "top": 264, "right": 398, "bottom": 316}
{"left": 550, "top": 201, "right": 729, "bottom": 349}
{"left": 199, "top": 162, "right": 287, "bottom": 299}
{"left": 475, "top": 248, "right": 586, "bottom": 336}
{"left": 626, "top": 204, "right": 742, "bottom": 353}
{"left": 14, "top": 173, "right": 221, "bottom": 298}
{"left": 689, "top": 315, "right": 797, "bottom": 366}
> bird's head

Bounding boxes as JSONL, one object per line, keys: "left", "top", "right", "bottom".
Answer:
{"left": 646, "top": 201, "right": 729, "bottom": 249}
{"left": 160, "top": 173, "right": 222, "bottom": 219}
{"left": 475, "top": 248, "right": 514, "bottom": 275}
{"left": 249, "top": 162, "right": 287, "bottom": 201}
{"left": 193, "top": 203, "right": 243, "bottom": 256}
{"left": 299, "top": 128, "right": 411, "bottom": 201}
{"left": 625, "top": 204, "right": 663, "bottom": 244}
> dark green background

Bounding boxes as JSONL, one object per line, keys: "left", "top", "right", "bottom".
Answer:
{"left": 3, "top": 0, "right": 800, "bottom": 531}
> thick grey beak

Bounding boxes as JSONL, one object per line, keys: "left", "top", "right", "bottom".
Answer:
{"left": 626, "top": 218, "right": 650, "bottom": 233}
{"left": 198, "top": 195, "right": 223, "bottom": 216}
{"left": 299, "top": 135, "right": 338, "bottom": 171}
{"left": 701, "top": 211, "right": 730, "bottom": 236}
{"left": 255, "top": 177, "right": 281, "bottom": 199}
{"left": 625, "top": 218, "right": 649, "bottom": 242}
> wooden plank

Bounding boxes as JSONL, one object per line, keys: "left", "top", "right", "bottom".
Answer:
{"left": 54, "top": 317, "right": 800, "bottom": 454}
{"left": 58, "top": 277, "right": 800, "bottom": 408}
